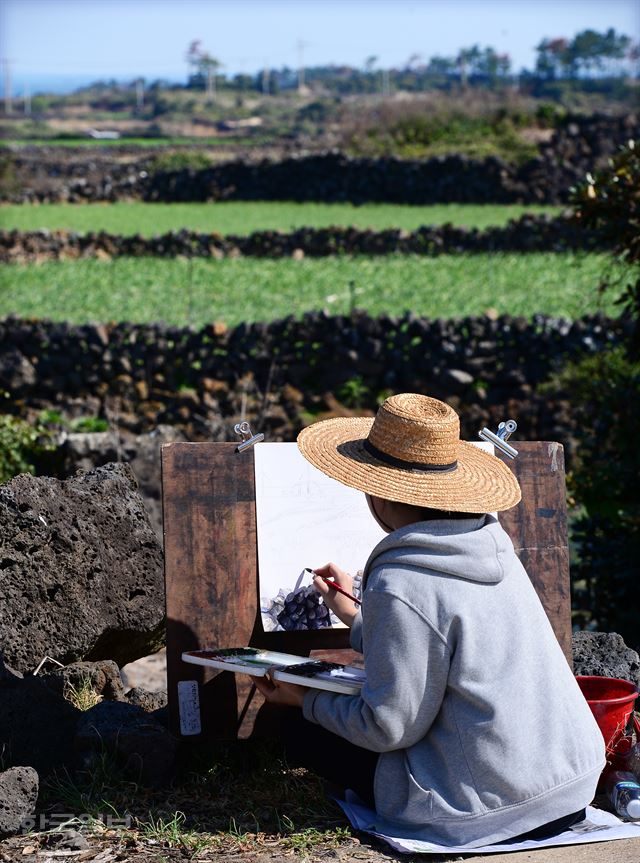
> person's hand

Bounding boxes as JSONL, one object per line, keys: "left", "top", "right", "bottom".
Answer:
{"left": 253, "top": 674, "right": 309, "bottom": 708}
{"left": 311, "top": 562, "right": 359, "bottom": 628}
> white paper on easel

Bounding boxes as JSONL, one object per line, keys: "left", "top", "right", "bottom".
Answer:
{"left": 254, "top": 442, "right": 386, "bottom": 631}
{"left": 254, "top": 441, "right": 495, "bottom": 633}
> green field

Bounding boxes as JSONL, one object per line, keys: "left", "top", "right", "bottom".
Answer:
{"left": 0, "top": 202, "right": 562, "bottom": 237}
{"left": 0, "top": 253, "right": 616, "bottom": 327}
{"left": 0, "top": 137, "right": 247, "bottom": 148}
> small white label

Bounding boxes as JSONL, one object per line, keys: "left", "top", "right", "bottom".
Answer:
{"left": 177, "top": 680, "right": 201, "bottom": 736}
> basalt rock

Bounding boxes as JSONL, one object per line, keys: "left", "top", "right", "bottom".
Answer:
{"left": 0, "top": 672, "right": 80, "bottom": 776}
{"left": 572, "top": 631, "right": 640, "bottom": 687}
{"left": 126, "top": 686, "right": 168, "bottom": 713}
{"left": 39, "top": 830, "right": 90, "bottom": 852}
{"left": 40, "top": 660, "right": 126, "bottom": 701}
{"left": 123, "top": 426, "right": 188, "bottom": 541}
{"left": 0, "top": 767, "right": 39, "bottom": 839}
{"left": 54, "top": 426, "right": 187, "bottom": 541}
{"left": 0, "top": 348, "right": 36, "bottom": 392}
{"left": 60, "top": 431, "right": 121, "bottom": 473}
{"left": 74, "top": 700, "right": 176, "bottom": 787}
{"left": 0, "top": 652, "right": 22, "bottom": 683}
{"left": 0, "top": 463, "right": 165, "bottom": 674}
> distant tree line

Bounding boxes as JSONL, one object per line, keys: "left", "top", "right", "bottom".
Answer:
{"left": 178, "top": 27, "right": 637, "bottom": 96}
{"left": 57, "top": 26, "right": 637, "bottom": 112}
{"left": 535, "top": 29, "right": 636, "bottom": 79}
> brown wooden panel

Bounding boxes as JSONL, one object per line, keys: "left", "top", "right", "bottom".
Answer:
{"left": 163, "top": 442, "right": 259, "bottom": 739}
{"left": 497, "top": 441, "right": 572, "bottom": 665}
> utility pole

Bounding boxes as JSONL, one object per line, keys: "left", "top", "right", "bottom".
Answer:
{"left": 3, "top": 59, "right": 13, "bottom": 115}
{"left": 262, "top": 60, "right": 270, "bottom": 95}
{"left": 24, "top": 81, "right": 31, "bottom": 116}
{"left": 458, "top": 52, "right": 468, "bottom": 90}
{"left": 206, "top": 66, "right": 214, "bottom": 98}
{"left": 297, "top": 39, "right": 308, "bottom": 94}
{"left": 136, "top": 78, "right": 144, "bottom": 110}
{"left": 381, "top": 68, "right": 390, "bottom": 96}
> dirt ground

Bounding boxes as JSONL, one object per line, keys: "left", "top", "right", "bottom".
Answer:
{"left": 1, "top": 828, "right": 639, "bottom": 863}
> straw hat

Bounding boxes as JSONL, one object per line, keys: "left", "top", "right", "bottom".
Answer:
{"left": 297, "top": 393, "right": 521, "bottom": 513}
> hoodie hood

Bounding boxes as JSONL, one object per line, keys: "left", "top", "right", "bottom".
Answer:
{"left": 363, "top": 514, "right": 507, "bottom": 585}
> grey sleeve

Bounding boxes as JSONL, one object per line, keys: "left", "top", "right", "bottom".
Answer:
{"left": 349, "top": 609, "right": 363, "bottom": 653}
{"left": 302, "top": 589, "right": 450, "bottom": 753}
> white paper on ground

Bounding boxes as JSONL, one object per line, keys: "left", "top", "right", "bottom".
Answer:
{"left": 254, "top": 440, "right": 496, "bottom": 633}
{"left": 336, "top": 794, "right": 640, "bottom": 855}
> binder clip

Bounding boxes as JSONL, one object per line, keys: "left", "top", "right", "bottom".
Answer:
{"left": 234, "top": 421, "right": 264, "bottom": 453}
{"left": 478, "top": 420, "right": 518, "bottom": 459}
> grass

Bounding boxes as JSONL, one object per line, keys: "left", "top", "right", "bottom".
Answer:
{"left": 38, "top": 739, "right": 354, "bottom": 857}
{"left": 0, "top": 201, "right": 562, "bottom": 236}
{"left": 63, "top": 675, "right": 103, "bottom": 711}
{"left": 134, "top": 810, "right": 217, "bottom": 855}
{"left": 0, "top": 136, "right": 252, "bottom": 148}
{"left": 40, "top": 753, "right": 140, "bottom": 825}
{"left": 346, "top": 115, "right": 541, "bottom": 165}
{"left": 0, "top": 253, "right": 619, "bottom": 327}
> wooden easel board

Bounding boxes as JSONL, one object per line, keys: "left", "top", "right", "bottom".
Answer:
{"left": 162, "top": 440, "right": 570, "bottom": 740}
{"left": 496, "top": 442, "right": 571, "bottom": 661}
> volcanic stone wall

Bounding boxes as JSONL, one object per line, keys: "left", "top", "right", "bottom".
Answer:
{"left": 0, "top": 214, "right": 606, "bottom": 263}
{"left": 1, "top": 313, "right": 627, "bottom": 468}
{"left": 3, "top": 114, "right": 637, "bottom": 205}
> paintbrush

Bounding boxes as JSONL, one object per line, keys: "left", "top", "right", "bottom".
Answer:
{"left": 303, "top": 568, "right": 362, "bottom": 605}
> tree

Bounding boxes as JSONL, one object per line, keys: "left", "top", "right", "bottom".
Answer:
{"left": 453, "top": 45, "right": 510, "bottom": 87}
{"left": 456, "top": 44, "right": 481, "bottom": 87}
{"left": 571, "top": 140, "right": 640, "bottom": 344}
{"left": 495, "top": 53, "right": 511, "bottom": 79}
{"left": 364, "top": 55, "right": 378, "bottom": 74}
{"left": 233, "top": 73, "right": 255, "bottom": 93}
{"left": 536, "top": 28, "right": 634, "bottom": 79}
{"left": 600, "top": 28, "right": 632, "bottom": 75}
{"left": 568, "top": 29, "right": 608, "bottom": 75}
{"left": 552, "top": 140, "right": 640, "bottom": 646}
{"left": 426, "top": 56, "right": 456, "bottom": 77}
{"left": 476, "top": 47, "right": 511, "bottom": 83}
{"left": 568, "top": 27, "right": 631, "bottom": 76}
{"left": 535, "top": 38, "right": 570, "bottom": 79}
{"left": 185, "top": 40, "right": 223, "bottom": 97}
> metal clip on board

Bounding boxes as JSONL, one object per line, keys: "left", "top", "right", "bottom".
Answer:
{"left": 234, "top": 421, "right": 264, "bottom": 453}
{"left": 478, "top": 420, "right": 518, "bottom": 459}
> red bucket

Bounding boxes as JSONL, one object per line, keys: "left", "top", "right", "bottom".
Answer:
{"left": 576, "top": 675, "right": 639, "bottom": 753}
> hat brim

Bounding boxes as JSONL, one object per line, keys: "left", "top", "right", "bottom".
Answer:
{"left": 297, "top": 416, "right": 521, "bottom": 513}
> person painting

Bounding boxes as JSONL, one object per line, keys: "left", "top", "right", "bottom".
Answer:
{"left": 254, "top": 393, "right": 605, "bottom": 848}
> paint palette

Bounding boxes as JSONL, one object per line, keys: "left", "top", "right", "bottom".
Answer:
{"left": 182, "top": 648, "right": 366, "bottom": 695}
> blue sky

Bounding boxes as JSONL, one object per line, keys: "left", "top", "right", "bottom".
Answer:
{"left": 1, "top": 0, "right": 638, "bottom": 93}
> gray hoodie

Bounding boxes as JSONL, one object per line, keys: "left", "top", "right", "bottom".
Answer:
{"left": 302, "top": 515, "right": 605, "bottom": 848}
